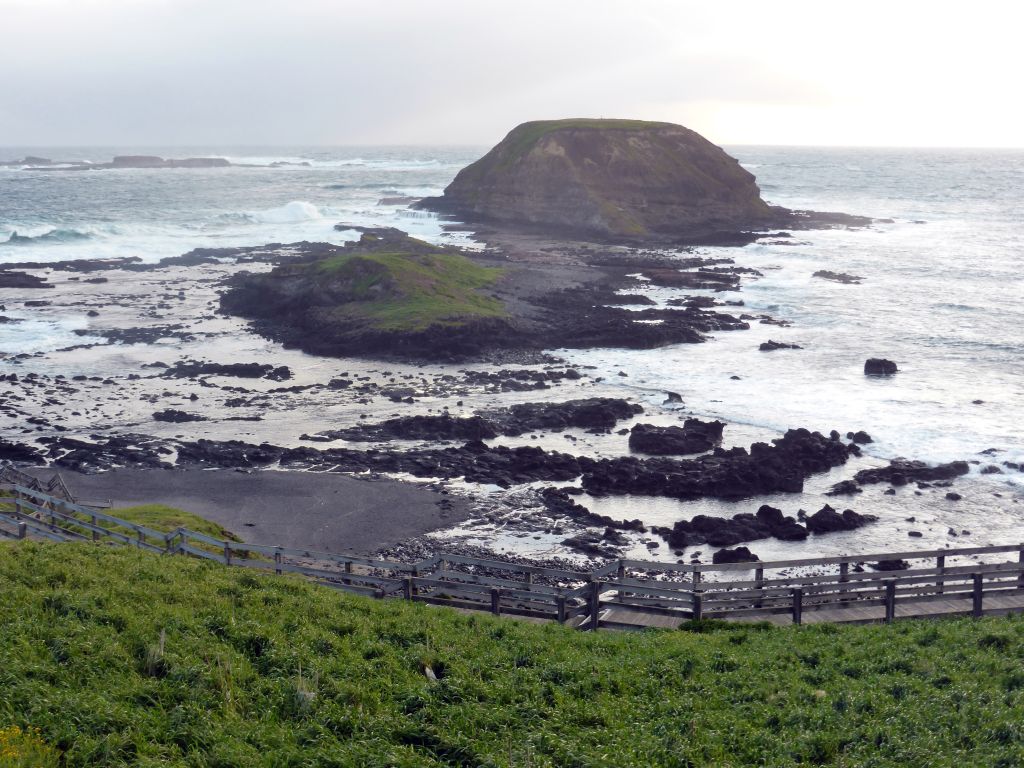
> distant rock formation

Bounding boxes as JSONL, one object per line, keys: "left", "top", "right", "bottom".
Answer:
{"left": 1, "top": 155, "right": 231, "bottom": 170}
{"left": 109, "top": 155, "right": 230, "bottom": 169}
{"left": 420, "top": 118, "right": 783, "bottom": 242}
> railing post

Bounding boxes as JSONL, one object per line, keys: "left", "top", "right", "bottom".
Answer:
{"left": 589, "top": 580, "right": 603, "bottom": 631}
{"left": 491, "top": 588, "right": 501, "bottom": 616}
{"left": 223, "top": 542, "right": 232, "bottom": 566}
{"left": 792, "top": 588, "right": 803, "bottom": 625}
{"left": 936, "top": 555, "right": 946, "bottom": 595}
{"left": 1017, "top": 545, "right": 1024, "bottom": 590}
{"left": 973, "top": 573, "right": 984, "bottom": 618}
{"left": 403, "top": 577, "right": 413, "bottom": 601}
{"left": 179, "top": 531, "right": 188, "bottom": 554}
{"left": 91, "top": 515, "right": 100, "bottom": 542}
{"left": 884, "top": 580, "right": 896, "bottom": 623}
{"left": 839, "top": 562, "right": 849, "bottom": 606}
{"left": 411, "top": 566, "right": 419, "bottom": 596}
{"left": 617, "top": 561, "right": 626, "bottom": 580}
{"left": 137, "top": 529, "right": 145, "bottom": 548}
{"left": 524, "top": 571, "right": 533, "bottom": 588}
{"left": 692, "top": 592, "right": 703, "bottom": 621}
{"left": 16, "top": 521, "right": 26, "bottom": 540}
{"left": 274, "top": 549, "right": 283, "bottom": 575}
{"left": 556, "top": 595, "right": 567, "bottom": 624}
{"left": 754, "top": 567, "right": 765, "bottom": 608}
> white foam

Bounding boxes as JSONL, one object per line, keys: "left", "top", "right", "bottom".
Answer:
{"left": 0, "top": 313, "right": 103, "bottom": 354}
{"left": 249, "top": 200, "right": 323, "bottom": 224}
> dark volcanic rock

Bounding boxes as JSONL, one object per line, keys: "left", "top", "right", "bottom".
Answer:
{"left": 152, "top": 410, "right": 208, "bottom": 423}
{"left": 826, "top": 479, "right": 863, "bottom": 496}
{"left": 813, "top": 270, "right": 864, "bottom": 284}
{"left": 713, "top": 546, "right": 759, "bottom": 564}
{"left": 628, "top": 419, "right": 725, "bottom": 455}
{"left": 864, "top": 358, "right": 898, "bottom": 375}
{"left": 163, "top": 361, "right": 292, "bottom": 381}
{"left": 418, "top": 119, "right": 779, "bottom": 243}
{"left": 318, "top": 414, "right": 500, "bottom": 443}
{"left": 585, "top": 427, "right": 855, "bottom": 500}
{"left": 0, "top": 439, "right": 45, "bottom": 464}
{"left": 486, "top": 398, "right": 643, "bottom": 436}
{"left": 654, "top": 503, "right": 811, "bottom": 550}
{"left": 854, "top": 458, "right": 970, "bottom": 487}
{"left": 871, "top": 559, "right": 910, "bottom": 572}
{"left": 540, "top": 488, "right": 645, "bottom": 532}
{"left": 760, "top": 339, "right": 803, "bottom": 352}
{"left": 804, "top": 504, "right": 877, "bottom": 534}
{"left": 0, "top": 271, "right": 52, "bottom": 289}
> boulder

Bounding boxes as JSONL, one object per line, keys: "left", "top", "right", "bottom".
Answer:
{"left": 713, "top": 546, "right": 760, "bottom": 564}
{"left": 805, "top": 504, "right": 877, "bottom": 534}
{"left": 760, "top": 339, "right": 803, "bottom": 352}
{"left": 628, "top": 419, "right": 725, "bottom": 455}
{"left": 864, "top": 358, "right": 898, "bottom": 375}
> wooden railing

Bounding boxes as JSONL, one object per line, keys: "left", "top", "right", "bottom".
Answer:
{"left": 4, "top": 482, "right": 1024, "bottom": 630}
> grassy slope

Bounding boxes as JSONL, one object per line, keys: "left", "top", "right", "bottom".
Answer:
{"left": 3, "top": 543, "right": 1024, "bottom": 767}
{"left": 105, "top": 504, "right": 238, "bottom": 542}
{"left": 311, "top": 250, "right": 506, "bottom": 332}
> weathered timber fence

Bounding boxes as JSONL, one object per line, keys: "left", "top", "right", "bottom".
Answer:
{"left": 4, "top": 483, "right": 1024, "bottom": 630}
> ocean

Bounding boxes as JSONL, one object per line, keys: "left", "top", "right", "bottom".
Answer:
{"left": 1, "top": 144, "right": 1022, "bottom": 557}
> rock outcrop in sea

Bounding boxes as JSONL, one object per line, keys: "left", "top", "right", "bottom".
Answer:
{"left": 420, "top": 118, "right": 782, "bottom": 242}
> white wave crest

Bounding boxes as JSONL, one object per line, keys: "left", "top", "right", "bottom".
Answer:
{"left": 250, "top": 201, "right": 324, "bottom": 224}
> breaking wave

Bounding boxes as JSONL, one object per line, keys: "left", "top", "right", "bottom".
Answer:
{"left": 1, "top": 228, "right": 94, "bottom": 246}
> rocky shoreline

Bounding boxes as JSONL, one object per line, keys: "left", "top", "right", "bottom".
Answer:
{"left": 0, "top": 217, "right": 1013, "bottom": 567}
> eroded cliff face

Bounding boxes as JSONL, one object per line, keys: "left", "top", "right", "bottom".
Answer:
{"left": 422, "top": 119, "right": 780, "bottom": 241}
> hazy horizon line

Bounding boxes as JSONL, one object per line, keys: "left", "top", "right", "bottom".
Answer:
{"left": 3, "top": 143, "right": 1024, "bottom": 152}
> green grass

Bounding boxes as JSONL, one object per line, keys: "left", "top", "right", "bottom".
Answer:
{"left": 104, "top": 504, "right": 238, "bottom": 542}
{"left": 496, "top": 119, "right": 676, "bottom": 164}
{"left": 4, "top": 542, "right": 1024, "bottom": 767}
{"left": 311, "top": 251, "right": 506, "bottom": 331}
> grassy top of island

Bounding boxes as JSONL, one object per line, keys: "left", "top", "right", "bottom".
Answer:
{"left": 3, "top": 541, "right": 1024, "bottom": 767}
{"left": 309, "top": 246, "right": 505, "bottom": 332}
{"left": 220, "top": 231, "right": 512, "bottom": 357}
{"left": 493, "top": 118, "right": 681, "bottom": 163}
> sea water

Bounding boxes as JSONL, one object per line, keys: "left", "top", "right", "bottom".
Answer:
{"left": 1, "top": 145, "right": 1022, "bottom": 480}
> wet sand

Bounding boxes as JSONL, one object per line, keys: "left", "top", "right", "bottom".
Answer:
{"left": 42, "top": 468, "right": 470, "bottom": 554}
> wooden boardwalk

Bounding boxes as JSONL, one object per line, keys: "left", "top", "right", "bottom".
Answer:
{"left": 5, "top": 478, "right": 1024, "bottom": 631}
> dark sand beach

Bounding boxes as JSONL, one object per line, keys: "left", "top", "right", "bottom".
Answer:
{"left": 34, "top": 468, "right": 469, "bottom": 553}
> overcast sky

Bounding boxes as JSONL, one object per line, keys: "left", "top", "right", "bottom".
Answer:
{"left": 1, "top": 0, "right": 1022, "bottom": 148}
